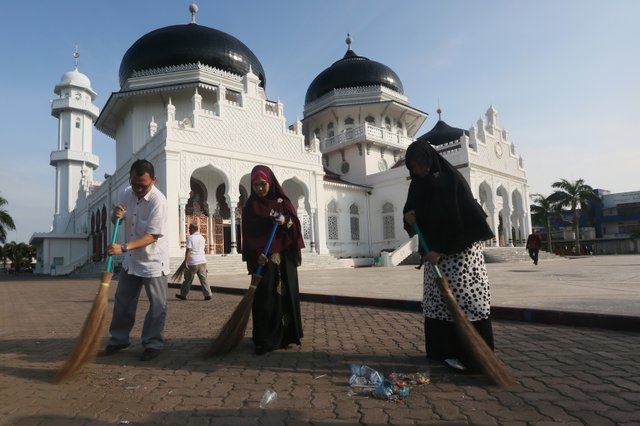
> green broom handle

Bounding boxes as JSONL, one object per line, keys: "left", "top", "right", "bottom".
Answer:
{"left": 105, "top": 217, "right": 121, "bottom": 273}
{"left": 255, "top": 213, "right": 282, "bottom": 276}
{"left": 411, "top": 222, "right": 444, "bottom": 280}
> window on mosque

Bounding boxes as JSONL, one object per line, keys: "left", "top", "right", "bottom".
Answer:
{"left": 225, "top": 90, "right": 241, "bottom": 105}
{"left": 365, "top": 116, "right": 375, "bottom": 124}
{"left": 350, "top": 204, "right": 360, "bottom": 241}
{"left": 382, "top": 202, "right": 395, "bottom": 239}
{"left": 75, "top": 118, "right": 81, "bottom": 129}
{"left": 328, "top": 216, "right": 338, "bottom": 240}
{"left": 344, "top": 117, "right": 354, "bottom": 126}
{"left": 328, "top": 201, "right": 339, "bottom": 240}
{"left": 302, "top": 215, "right": 311, "bottom": 240}
{"left": 385, "top": 117, "right": 392, "bottom": 131}
{"left": 327, "top": 122, "right": 334, "bottom": 137}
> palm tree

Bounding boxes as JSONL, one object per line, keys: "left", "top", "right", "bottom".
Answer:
{"left": 0, "top": 195, "right": 16, "bottom": 243}
{"left": 530, "top": 193, "right": 561, "bottom": 252}
{"left": 548, "top": 178, "right": 600, "bottom": 255}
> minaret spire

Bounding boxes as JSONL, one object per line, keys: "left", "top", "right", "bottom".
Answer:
{"left": 73, "top": 45, "right": 79, "bottom": 70}
{"left": 189, "top": 3, "right": 198, "bottom": 24}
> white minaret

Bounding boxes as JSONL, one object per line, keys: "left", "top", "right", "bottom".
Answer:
{"left": 50, "top": 47, "right": 100, "bottom": 233}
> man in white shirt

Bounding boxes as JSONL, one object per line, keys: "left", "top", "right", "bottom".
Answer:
{"left": 103, "top": 159, "right": 169, "bottom": 361}
{"left": 176, "top": 223, "right": 212, "bottom": 301}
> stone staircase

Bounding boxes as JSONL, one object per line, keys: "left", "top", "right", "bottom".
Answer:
{"left": 69, "top": 247, "right": 562, "bottom": 278}
{"left": 170, "top": 252, "right": 350, "bottom": 276}
{"left": 482, "top": 247, "right": 562, "bottom": 263}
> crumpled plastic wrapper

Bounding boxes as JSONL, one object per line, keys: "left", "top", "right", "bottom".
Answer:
{"left": 350, "top": 368, "right": 431, "bottom": 402}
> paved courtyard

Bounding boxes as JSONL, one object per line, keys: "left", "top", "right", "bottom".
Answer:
{"left": 1, "top": 255, "right": 639, "bottom": 425}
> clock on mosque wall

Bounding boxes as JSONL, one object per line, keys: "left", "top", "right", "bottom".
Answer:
{"left": 494, "top": 141, "right": 503, "bottom": 159}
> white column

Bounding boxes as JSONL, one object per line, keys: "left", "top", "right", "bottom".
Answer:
{"left": 179, "top": 199, "right": 187, "bottom": 248}
{"left": 503, "top": 208, "right": 513, "bottom": 247}
{"left": 492, "top": 211, "right": 500, "bottom": 247}
{"left": 309, "top": 208, "right": 317, "bottom": 254}
{"left": 208, "top": 213, "right": 214, "bottom": 254}
{"left": 230, "top": 202, "right": 238, "bottom": 255}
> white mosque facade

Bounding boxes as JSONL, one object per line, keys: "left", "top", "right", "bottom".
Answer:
{"left": 30, "top": 8, "right": 531, "bottom": 275}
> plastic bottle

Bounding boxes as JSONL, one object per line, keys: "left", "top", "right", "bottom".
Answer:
{"left": 259, "top": 389, "right": 277, "bottom": 408}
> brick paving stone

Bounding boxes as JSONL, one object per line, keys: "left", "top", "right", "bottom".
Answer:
{"left": 1, "top": 274, "right": 640, "bottom": 425}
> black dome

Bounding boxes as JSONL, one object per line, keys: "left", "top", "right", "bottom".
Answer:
{"left": 305, "top": 49, "right": 404, "bottom": 104}
{"left": 417, "top": 119, "right": 469, "bottom": 146}
{"left": 119, "top": 23, "right": 266, "bottom": 89}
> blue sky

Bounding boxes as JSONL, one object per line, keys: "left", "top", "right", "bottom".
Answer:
{"left": 1, "top": 0, "right": 638, "bottom": 243}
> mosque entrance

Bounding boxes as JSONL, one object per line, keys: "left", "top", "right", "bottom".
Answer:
{"left": 186, "top": 179, "right": 213, "bottom": 254}
{"left": 497, "top": 214, "right": 504, "bottom": 247}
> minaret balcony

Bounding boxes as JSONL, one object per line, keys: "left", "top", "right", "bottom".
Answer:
{"left": 50, "top": 150, "right": 99, "bottom": 168}
{"left": 320, "top": 122, "right": 413, "bottom": 154}
{"left": 51, "top": 98, "right": 99, "bottom": 120}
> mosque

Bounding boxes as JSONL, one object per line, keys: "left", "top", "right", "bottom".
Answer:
{"left": 30, "top": 4, "right": 531, "bottom": 275}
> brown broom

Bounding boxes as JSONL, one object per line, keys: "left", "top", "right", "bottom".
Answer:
{"left": 205, "top": 218, "right": 280, "bottom": 357}
{"left": 412, "top": 223, "right": 515, "bottom": 388}
{"left": 171, "top": 261, "right": 187, "bottom": 283}
{"left": 54, "top": 218, "right": 121, "bottom": 383}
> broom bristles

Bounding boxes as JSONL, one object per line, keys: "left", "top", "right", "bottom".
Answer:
{"left": 171, "top": 262, "right": 186, "bottom": 283}
{"left": 437, "top": 276, "right": 515, "bottom": 388}
{"left": 205, "top": 274, "right": 262, "bottom": 357}
{"left": 54, "top": 272, "right": 112, "bottom": 383}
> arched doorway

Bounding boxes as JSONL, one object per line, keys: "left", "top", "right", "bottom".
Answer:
{"left": 185, "top": 178, "right": 212, "bottom": 253}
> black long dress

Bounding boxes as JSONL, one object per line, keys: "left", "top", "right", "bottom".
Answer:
{"left": 251, "top": 253, "right": 303, "bottom": 352}
{"left": 242, "top": 165, "right": 305, "bottom": 355}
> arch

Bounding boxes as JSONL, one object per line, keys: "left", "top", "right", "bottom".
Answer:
{"left": 190, "top": 164, "right": 230, "bottom": 211}
{"left": 478, "top": 181, "right": 494, "bottom": 212}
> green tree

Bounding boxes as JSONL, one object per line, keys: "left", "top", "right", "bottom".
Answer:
{"left": 548, "top": 178, "right": 600, "bottom": 255}
{"left": 530, "top": 193, "right": 561, "bottom": 252}
{"left": 3, "top": 242, "right": 35, "bottom": 273}
{"left": 0, "top": 195, "right": 16, "bottom": 243}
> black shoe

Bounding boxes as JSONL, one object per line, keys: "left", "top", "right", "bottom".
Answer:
{"left": 101, "top": 343, "right": 130, "bottom": 356}
{"left": 204, "top": 295, "right": 212, "bottom": 301}
{"left": 175, "top": 294, "right": 187, "bottom": 300}
{"left": 140, "top": 348, "right": 161, "bottom": 361}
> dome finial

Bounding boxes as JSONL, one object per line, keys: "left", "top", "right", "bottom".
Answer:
{"left": 73, "top": 45, "right": 80, "bottom": 70}
{"left": 437, "top": 108, "right": 442, "bottom": 120}
{"left": 345, "top": 33, "right": 352, "bottom": 50}
{"left": 189, "top": 3, "right": 199, "bottom": 24}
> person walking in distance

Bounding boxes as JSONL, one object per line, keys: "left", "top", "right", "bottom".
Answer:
{"left": 176, "top": 223, "right": 212, "bottom": 301}
{"left": 103, "top": 159, "right": 169, "bottom": 362}
{"left": 526, "top": 229, "right": 542, "bottom": 265}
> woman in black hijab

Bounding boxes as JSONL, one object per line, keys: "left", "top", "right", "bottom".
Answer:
{"left": 403, "top": 141, "right": 495, "bottom": 371}
{"left": 242, "top": 165, "right": 305, "bottom": 355}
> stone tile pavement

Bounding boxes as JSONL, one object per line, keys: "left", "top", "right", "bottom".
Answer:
{"left": 0, "top": 255, "right": 639, "bottom": 425}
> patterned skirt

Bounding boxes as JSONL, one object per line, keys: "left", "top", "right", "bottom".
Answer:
{"left": 422, "top": 242, "right": 491, "bottom": 322}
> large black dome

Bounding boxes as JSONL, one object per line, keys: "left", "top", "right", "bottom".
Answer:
{"left": 119, "top": 23, "right": 266, "bottom": 89}
{"left": 305, "top": 48, "right": 404, "bottom": 104}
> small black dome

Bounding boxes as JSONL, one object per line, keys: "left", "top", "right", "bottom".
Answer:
{"left": 119, "top": 23, "right": 266, "bottom": 89}
{"left": 305, "top": 48, "right": 404, "bottom": 104}
{"left": 417, "top": 119, "right": 469, "bottom": 146}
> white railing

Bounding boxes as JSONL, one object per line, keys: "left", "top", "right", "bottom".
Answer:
{"left": 381, "top": 235, "right": 419, "bottom": 266}
{"left": 320, "top": 123, "right": 412, "bottom": 152}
